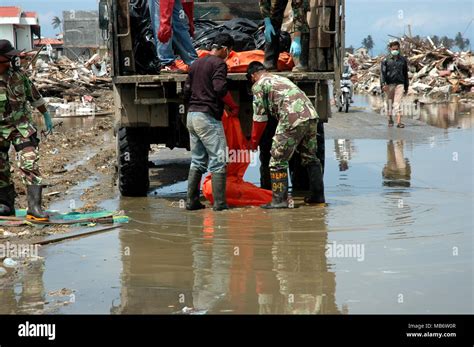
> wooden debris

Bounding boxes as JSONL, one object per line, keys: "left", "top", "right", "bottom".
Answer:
{"left": 350, "top": 35, "right": 474, "bottom": 97}
{"left": 26, "top": 55, "right": 112, "bottom": 98}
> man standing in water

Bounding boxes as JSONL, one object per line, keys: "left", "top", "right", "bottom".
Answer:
{"left": 183, "top": 33, "right": 239, "bottom": 211}
{"left": 247, "top": 61, "right": 325, "bottom": 209}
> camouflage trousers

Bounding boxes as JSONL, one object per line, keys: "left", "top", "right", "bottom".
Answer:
{"left": 0, "top": 130, "right": 42, "bottom": 188}
{"left": 270, "top": 119, "right": 318, "bottom": 170}
{"left": 261, "top": 0, "right": 310, "bottom": 33}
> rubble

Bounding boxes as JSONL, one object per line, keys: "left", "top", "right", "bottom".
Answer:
{"left": 351, "top": 35, "right": 474, "bottom": 98}
{"left": 26, "top": 55, "right": 112, "bottom": 100}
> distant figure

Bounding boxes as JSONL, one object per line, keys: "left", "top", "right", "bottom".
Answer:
{"left": 381, "top": 40, "right": 409, "bottom": 128}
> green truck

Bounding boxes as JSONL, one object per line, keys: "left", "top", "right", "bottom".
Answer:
{"left": 99, "top": 0, "right": 345, "bottom": 196}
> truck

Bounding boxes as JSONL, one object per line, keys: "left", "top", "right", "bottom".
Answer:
{"left": 98, "top": 0, "right": 345, "bottom": 196}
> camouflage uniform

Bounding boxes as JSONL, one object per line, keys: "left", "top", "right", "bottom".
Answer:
{"left": 259, "top": 0, "right": 310, "bottom": 33}
{"left": 252, "top": 74, "right": 319, "bottom": 170}
{"left": 0, "top": 68, "right": 43, "bottom": 188}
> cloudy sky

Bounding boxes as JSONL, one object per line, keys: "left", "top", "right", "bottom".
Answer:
{"left": 8, "top": 0, "right": 474, "bottom": 54}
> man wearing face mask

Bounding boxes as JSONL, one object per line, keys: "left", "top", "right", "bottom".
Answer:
{"left": 381, "top": 40, "right": 409, "bottom": 128}
{"left": 0, "top": 40, "right": 53, "bottom": 221}
{"left": 183, "top": 33, "right": 239, "bottom": 211}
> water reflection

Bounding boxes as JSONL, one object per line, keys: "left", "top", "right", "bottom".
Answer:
{"left": 381, "top": 140, "right": 414, "bottom": 236}
{"left": 0, "top": 259, "right": 45, "bottom": 314}
{"left": 269, "top": 210, "right": 340, "bottom": 314}
{"left": 382, "top": 140, "right": 411, "bottom": 188}
{"left": 356, "top": 94, "right": 473, "bottom": 130}
{"left": 418, "top": 101, "right": 473, "bottom": 129}
{"left": 334, "top": 139, "right": 356, "bottom": 172}
{"left": 110, "top": 197, "right": 341, "bottom": 314}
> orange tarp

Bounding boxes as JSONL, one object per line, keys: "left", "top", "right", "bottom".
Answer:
{"left": 202, "top": 112, "right": 272, "bottom": 207}
{"left": 175, "top": 49, "right": 295, "bottom": 72}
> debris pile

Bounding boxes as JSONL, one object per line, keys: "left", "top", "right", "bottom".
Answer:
{"left": 28, "top": 55, "right": 112, "bottom": 99}
{"left": 352, "top": 35, "right": 474, "bottom": 98}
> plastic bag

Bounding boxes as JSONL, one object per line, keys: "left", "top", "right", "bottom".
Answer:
{"left": 202, "top": 111, "right": 272, "bottom": 207}
{"left": 129, "top": 0, "right": 161, "bottom": 74}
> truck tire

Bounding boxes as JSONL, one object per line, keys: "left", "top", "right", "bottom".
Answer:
{"left": 118, "top": 127, "right": 150, "bottom": 197}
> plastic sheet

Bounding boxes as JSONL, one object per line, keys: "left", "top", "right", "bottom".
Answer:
{"left": 129, "top": 0, "right": 161, "bottom": 74}
{"left": 175, "top": 49, "right": 295, "bottom": 72}
{"left": 202, "top": 112, "right": 272, "bottom": 207}
{"left": 193, "top": 18, "right": 291, "bottom": 54}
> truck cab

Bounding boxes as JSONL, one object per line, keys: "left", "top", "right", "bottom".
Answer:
{"left": 99, "top": 0, "right": 345, "bottom": 196}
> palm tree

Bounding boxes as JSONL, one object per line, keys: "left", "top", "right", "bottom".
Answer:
{"left": 52, "top": 16, "right": 62, "bottom": 31}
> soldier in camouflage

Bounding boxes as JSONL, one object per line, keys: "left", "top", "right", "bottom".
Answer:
{"left": 247, "top": 61, "right": 325, "bottom": 208}
{"left": 0, "top": 40, "right": 54, "bottom": 221}
{"left": 259, "top": 0, "right": 310, "bottom": 71}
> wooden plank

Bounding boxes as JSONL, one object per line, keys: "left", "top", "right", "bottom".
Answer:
{"left": 35, "top": 225, "right": 121, "bottom": 246}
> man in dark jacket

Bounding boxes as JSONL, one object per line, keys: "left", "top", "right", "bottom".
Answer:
{"left": 381, "top": 40, "right": 409, "bottom": 128}
{"left": 183, "top": 33, "right": 239, "bottom": 211}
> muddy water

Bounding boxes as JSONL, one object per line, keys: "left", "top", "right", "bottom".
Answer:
{"left": 1, "top": 100, "right": 472, "bottom": 314}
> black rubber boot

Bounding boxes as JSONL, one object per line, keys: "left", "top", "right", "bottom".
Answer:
{"left": 186, "top": 169, "right": 205, "bottom": 211}
{"left": 293, "top": 33, "right": 310, "bottom": 72}
{"left": 26, "top": 185, "right": 49, "bottom": 221}
{"left": 0, "top": 184, "right": 16, "bottom": 216}
{"left": 212, "top": 172, "right": 228, "bottom": 211}
{"left": 261, "top": 169, "right": 289, "bottom": 209}
{"left": 264, "top": 30, "right": 280, "bottom": 71}
{"left": 260, "top": 164, "right": 271, "bottom": 190}
{"left": 304, "top": 161, "right": 326, "bottom": 204}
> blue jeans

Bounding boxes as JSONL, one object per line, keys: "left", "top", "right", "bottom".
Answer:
{"left": 148, "top": 0, "right": 198, "bottom": 66}
{"left": 187, "top": 112, "right": 227, "bottom": 174}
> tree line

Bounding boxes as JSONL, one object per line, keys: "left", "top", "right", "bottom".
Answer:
{"left": 358, "top": 32, "right": 470, "bottom": 55}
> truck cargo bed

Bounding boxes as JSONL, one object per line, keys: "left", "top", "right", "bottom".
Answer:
{"left": 113, "top": 72, "right": 335, "bottom": 84}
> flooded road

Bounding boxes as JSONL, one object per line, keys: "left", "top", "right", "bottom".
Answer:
{"left": 1, "top": 97, "right": 472, "bottom": 314}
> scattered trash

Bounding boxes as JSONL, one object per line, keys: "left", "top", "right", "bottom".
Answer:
{"left": 48, "top": 288, "right": 74, "bottom": 297}
{"left": 0, "top": 267, "right": 7, "bottom": 277}
{"left": 3, "top": 258, "right": 18, "bottom": 268}
{"left": 0, "top": 229, "right": 16, "bottom": 238}
{"left": 180, "top": 306, "right": 208, "bottom": 315}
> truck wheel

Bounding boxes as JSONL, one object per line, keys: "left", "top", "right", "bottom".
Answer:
{"left": 118, "top": 127, "right": 150, "bottom": 197}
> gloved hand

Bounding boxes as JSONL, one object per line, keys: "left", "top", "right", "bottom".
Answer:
{"left": 158, "top": 0, "right": 176, "bottom": 43}
{"left": 43, "top": 111, "right": 53, "bottom": 133}
{"left": 182, "top": 0, "right": 195, "bottom": 37}
{"left": 290, "top": 36, "right": 302, "bottom": 57}
{"left": 222, "top": 92, "right": 239, "bottom": 118}
{"left": 250, "top": 121, "right": 267, "bottom": 151}
{"left": 264, "top": 17, "right": 276, "bottom": 43}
